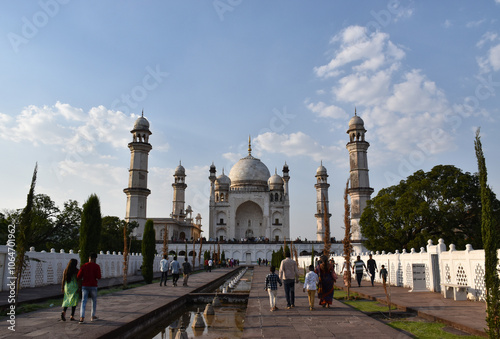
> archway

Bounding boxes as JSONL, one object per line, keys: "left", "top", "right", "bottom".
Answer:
{"left": 235, "top": 201, "right": 263, "bottom": 239}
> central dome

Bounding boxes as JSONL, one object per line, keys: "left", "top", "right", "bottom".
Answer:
{"left": 229, "top": 155, "right": 271, "bottom": 187}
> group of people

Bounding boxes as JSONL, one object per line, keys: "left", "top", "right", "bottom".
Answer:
{"left": 264, "top": 253, "right": 391, "bottom": 312}
{"left": 61, "top": 253, "right": 101, "bottom": 324}
{"left": 160, "top": 255, "right": 192, "bottom": 287}
{"left": 349, "top": 254, "right": 388, "bottom": 287}
{"left": 265, "top": 251, "right": 338, "bottom": 312}
{"left": 257, "top": 258, "right": 268, "bottom": 266}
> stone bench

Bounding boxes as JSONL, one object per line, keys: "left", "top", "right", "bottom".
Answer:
{"left": 441, "top": 283, "right": 469, "bottom": 301}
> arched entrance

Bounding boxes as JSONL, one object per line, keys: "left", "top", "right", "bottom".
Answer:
{"left": 235, "top": 201, "right": 263, "bottom": 239}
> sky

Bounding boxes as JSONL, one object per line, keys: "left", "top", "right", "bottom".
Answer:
{"left": 1, "top": 1, "right": 500, "bottom": 242}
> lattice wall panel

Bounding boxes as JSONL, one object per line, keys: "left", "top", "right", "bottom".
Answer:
{"left": 405, "top": 263, "right": 412, "bottom": 287}
{"left": 474, "top": 263, "right": 486, "bottom": 301}
{"left": 35, "top": 262, "right": 43, "bottom": 286}
{"left": 456, "top": 264, "right": 467, "bottom": 286}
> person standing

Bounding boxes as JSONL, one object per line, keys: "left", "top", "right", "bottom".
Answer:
{"left": 77, "top": 253, "right": 101, "bottom": 323}
{"left": 315, "top": 256, "right": 337, "bottom": 308}
{"left": 61, "top": 259, "right": 80, "bottom": 321}
{"left": 265, "top": 266, "right": 282, "bottom": 312}
{"left": 367, "top": 254, "right": 378, "bottom": 286}
{"left": 182, "top": 257, "right": 192, "bottom": 287}
{"left": 380, "top": 265, "right": 388, "bottom": 284}
{"left": 352, "top": 256, "right": 367, "bottom": 287}
{"left": 303, "top": 265, "right": 319, "bottom": 311}
{"left": 208, "top": 258, "right": 213, "bottom": 272}
{"left": 170, "top": 256, "right": 180, "bottom": 286}
{"left": 279, "top": 250, "right": 299, "bottom": 309}
{"left": 159, "top": 255, "right": 169, "bottom": 286}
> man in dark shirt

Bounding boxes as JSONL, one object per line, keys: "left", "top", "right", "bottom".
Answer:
{"left": 77, "top": 252, "right": 101, "bottom": 323}
{"left": 367, "top": 254, "right": 378, "bottom": 286}
{"left": 182, "top": 257, "right": 192, "bottom": 287}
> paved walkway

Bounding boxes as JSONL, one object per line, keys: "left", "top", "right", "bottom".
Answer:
{"left": 338, "top": 278, "right": 487, "bottom": 337}
{"left": 0, "top": 268, "right": 235, "bottom": 338}
{"left": 0, "top": 266, "right": 488, "bottom": 338}
{"left": 242, "top": 266, "right": 411, "bottom": 338}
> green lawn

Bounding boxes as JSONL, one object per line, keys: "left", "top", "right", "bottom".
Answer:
{"left": 388, "top": 320, "right": 484, "bottom": 339}
{"left": 335, "top": 291, "right": 484, "bottom": 339}
{"left": 344, "top": 300, "right": 397, "bottom": 312}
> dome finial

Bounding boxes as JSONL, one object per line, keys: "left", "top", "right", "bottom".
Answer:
{"left": 142, "top": 109, "right": 144, "bottom": 117}
{"left": 248, "top": 135, "right": 252, "bottom": 156}
{"left": 354, "top": 107, "right": 357, "bottom": 116}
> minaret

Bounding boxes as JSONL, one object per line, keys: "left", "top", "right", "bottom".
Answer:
{"left": 346, "top": 109, "right": 374, "bottom": 242}
{"left": 172, "top": 161, "right": 187, "bottom": 221}
{"left": 315, "top": 162, "right": 331, "bottom": 241}
{"left": 124, "top": 111, "right": 152, "bottom": 239}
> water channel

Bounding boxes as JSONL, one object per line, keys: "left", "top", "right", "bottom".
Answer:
{"left": 146, "top": 268, "right": 253, "bottom": 339}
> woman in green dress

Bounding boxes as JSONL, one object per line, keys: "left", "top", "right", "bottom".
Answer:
{"left": 61, "top": 258, "right": 80, "bottom": 321}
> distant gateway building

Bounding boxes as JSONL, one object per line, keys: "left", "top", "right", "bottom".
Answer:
{"left": 208, "top": 138, "right": 290, "bottom": 241}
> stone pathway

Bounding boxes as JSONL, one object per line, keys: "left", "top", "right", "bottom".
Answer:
{"left": 242, "top": 266, "right": 411, "bottom": 338}
{"left": 0, "top": 265, "right": 488, "bottom": 338}
{"left": 0, "top": 268, "right": 234, "bottom": 338}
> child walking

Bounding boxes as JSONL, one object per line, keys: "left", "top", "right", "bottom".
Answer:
{"left": 303, "top": 265, "right": 319, "bottom": 311}
{"left": 265, "top": 266, "right": 282, "bottom": 312}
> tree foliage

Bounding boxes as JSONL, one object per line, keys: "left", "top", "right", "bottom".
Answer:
{"left": 360, "top": 165, "right": 500, "bottom": 252}
{"left": 79, "top": 194, "right": 102, "bottom": 265}
{"left": 141, "top": 219, "right": 156, "bottom": 284}
{"left": 3, "top": 195, "right": 81, "bottom": 252}
{"left": 15, "top": 163, "right": 37, "bottom": 297}
{"left": 99, "top": 216, "right": 140, "bottom": 253}
{"left": 475, "top": 130, "right": 500, "bottom": 337}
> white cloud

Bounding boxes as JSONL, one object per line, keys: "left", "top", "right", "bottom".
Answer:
{"left": 466, "top": 19, "right": 486, "bottom": 28}
{"left": 0, "top": 102, "right": 140, "bottom": 155}
{"left": 306, "top": 101, "right": 347, "bottom": 119}
{"left": 312, "top": 25, "right": 456, "bottom": 158}
{"left": 333, "top": 69, "right": 393, "bottom": 106}
{"left": 386, "top": 70, "right": 448, "bottom": 114}
{"left": 254, "top": 132, "right": 344, "bottom": 163}
{"left": 476, "top": 31, "right": 498, "bottom": 48}
{"left": 477, "top": 43, "right": 500, "bottom": 73}
{"left": 443, "top": 19, "right": 452, "bottom": 28}
{"left": 489, "top": 44, "right": 500, "bottom": 70}
{"left": 314, "top": 26, "right": 405, "bottom": 78}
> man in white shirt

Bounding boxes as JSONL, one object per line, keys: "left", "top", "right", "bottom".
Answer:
{"left": 159, "top": 255, "right": 169, "bottom": 286}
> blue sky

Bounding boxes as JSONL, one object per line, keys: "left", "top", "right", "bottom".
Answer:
{"left": 1, "top": 1, "right": 500, "bottom": 242}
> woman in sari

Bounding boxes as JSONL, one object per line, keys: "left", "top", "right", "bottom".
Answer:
{"left": 61, "top": 258, "right": 80, "bottom": 321}
{"left": 315, "top": 255, "right": 337, "bottom": 308}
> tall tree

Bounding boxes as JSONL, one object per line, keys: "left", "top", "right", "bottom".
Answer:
{"left": 342, "top": 180, "right": 352, "bottom": 296}
{"left": 475, "top": 129, "right": 500, "bottom": 337}
{"left": 14, "top": 163, "right": 37, "bottom": 298}
{"left": 361, "top": 165, "right": 499, "bottom": 252}
{"left": 322, "top": 194, "right": 331, "bottom": 256}
{"left": 141, "top": 219, "right": 156, "bottom": 284}
{"left": 79, "top": 194, "right": 102, "bottom": 265}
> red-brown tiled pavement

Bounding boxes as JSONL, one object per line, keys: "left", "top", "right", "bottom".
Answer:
{"left": 336, "top": 277, "right": 487, "bottom": 337}
{"left": 242, "top": 266, "right": 411, "bottom": 339}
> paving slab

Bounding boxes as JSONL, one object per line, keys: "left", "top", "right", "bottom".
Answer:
{"left": 242, "top": 266, "right": 411, "bottom": 338}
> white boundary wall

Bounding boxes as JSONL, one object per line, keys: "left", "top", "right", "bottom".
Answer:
{"left": 297, "top": 239, "right": 500, "bottom": 301}
{"left": 0, "top": 245, "right": 162, "bottom": 291}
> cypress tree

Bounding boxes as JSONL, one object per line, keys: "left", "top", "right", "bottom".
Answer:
{"left": 79, "top": 194, "right": 102, "bottom": 266}
{"left": 15, "top": 163, "right": 37, "bottom": 299}
{"left": 475, "top": 129, "right": 500, "bottom": 337}
{"left": 141, "top": 219, "right": 156, "bottom": 284}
